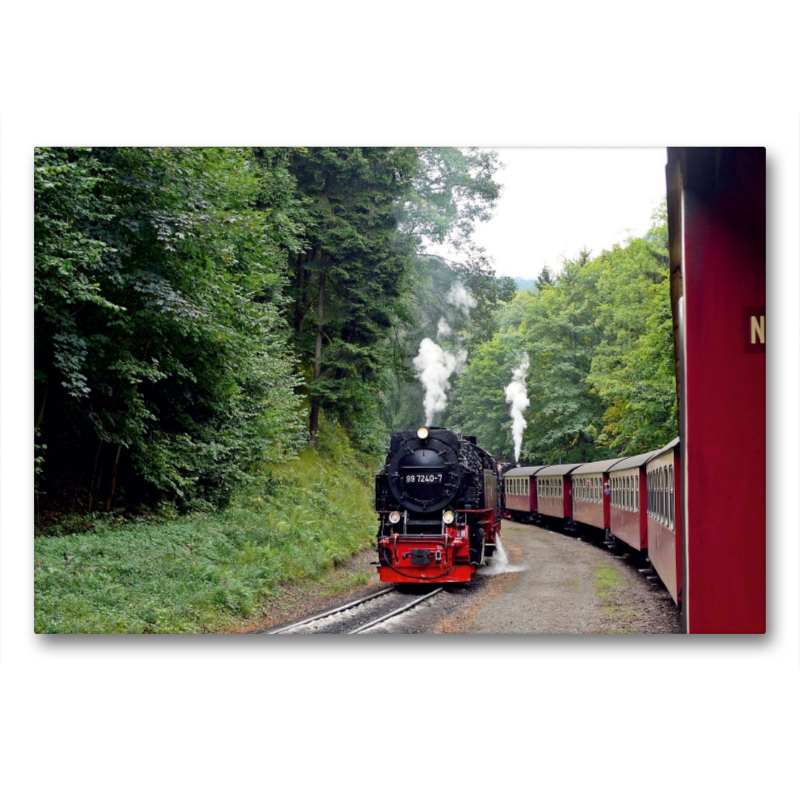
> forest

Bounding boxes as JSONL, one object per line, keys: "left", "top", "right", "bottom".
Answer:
{"left": 34, "top": 146, "right": 677, "bottom": 632}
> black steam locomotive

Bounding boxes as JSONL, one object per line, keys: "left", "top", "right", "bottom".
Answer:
{"left": 374, "top": 426, "right": 503, "bottom": 583}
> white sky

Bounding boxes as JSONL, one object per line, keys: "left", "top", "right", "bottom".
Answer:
{"left": 448, "top": 147, "right": 668, "bottom": 281}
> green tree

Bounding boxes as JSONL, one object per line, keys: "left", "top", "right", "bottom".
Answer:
{"left": 284, "top": 147, "right": 420, "bottom": 449}
{"left": 588, "top": 204, "right": 677, "bottom": 451}
{"left": 35, "top": 147, "right": 304, "bottom": 513}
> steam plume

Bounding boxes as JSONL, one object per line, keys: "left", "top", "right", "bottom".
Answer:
{"left": 445, "top": 281, "right": 478, "bottom": 316}
{"left": 413, "top": 338, "right": 467, "bottom": 425}
{"left": 436, "top": 318, "right": 452, "bottom": 339}
{"left": 505, "top": 354, "right": 530, "bottom": 465}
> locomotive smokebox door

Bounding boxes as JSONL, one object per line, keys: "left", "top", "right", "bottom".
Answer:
{"left": 410, "top": 549, "right": 431, "bottom": 565}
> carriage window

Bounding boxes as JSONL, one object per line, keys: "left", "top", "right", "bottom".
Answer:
{"left": 669, "top": 465, "right": 674, "bottom": 529}
{"left": 656, "top": 468, "right": 661, "bottom": 522}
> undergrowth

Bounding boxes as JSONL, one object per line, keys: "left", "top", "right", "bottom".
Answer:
{"left": 35, "top": 424, "right": 380, "bottom": 634}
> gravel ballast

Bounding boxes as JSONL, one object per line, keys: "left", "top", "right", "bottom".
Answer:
{"left": 256, "top": 519, "right": 683, "bottom": 634}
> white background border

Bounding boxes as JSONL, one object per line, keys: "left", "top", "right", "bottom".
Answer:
{"left": 2, "top": 4, "right": 798, "bottom": 797}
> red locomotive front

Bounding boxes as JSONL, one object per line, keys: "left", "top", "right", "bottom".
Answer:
{"left": 375, "top": 427, "right": 502, "bottom": 583}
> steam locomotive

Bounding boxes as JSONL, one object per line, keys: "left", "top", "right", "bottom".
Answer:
{"left": 374, "top": 426, "right": 502, "bottom": 583}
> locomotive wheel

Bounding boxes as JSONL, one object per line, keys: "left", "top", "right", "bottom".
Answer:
{"left": 470, "top": 536, "right": 485, "bottom": 566}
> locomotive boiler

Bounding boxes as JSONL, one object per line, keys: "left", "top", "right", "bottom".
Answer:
{"left": 375, "top": 427, "right": 502, "bottom": 583}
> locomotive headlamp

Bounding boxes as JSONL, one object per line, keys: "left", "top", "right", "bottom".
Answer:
{"left": 417, "top": 427, "right": 429, "bottom": 440}
{"left": 442, "top": 509, "right": 455, "bottom": 525}
{"left": 389, "top": 511, "right": 401, "bottom": 524}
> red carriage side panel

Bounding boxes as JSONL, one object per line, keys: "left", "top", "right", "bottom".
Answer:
{"left": 537, "top": 482, "right": 565, "bottom": 519}
{"left": 503, "top": 467, "right": 542, "bottom": 518}
{"left": 536, "top": 464, "right": 582, "bottom": 522}
{"left": 646, "top": 443, "right": 682, "bottom": 604}
{"left": 668, "top": 148, "right": 766, "bottom": 633}
{"left": 572, "top": 459, "right": 626, "bottom": 532}
{"left": 572, "top": 475, "right": 604, "bottom": 529}
{"left": 562, "top": 476, "right": 572, "bottom": 519}
{"left": 609, "top": 451, "right": 658, "bottom": 552}
{"left": 506, "top": 490, "right": 529, "bottom": 515}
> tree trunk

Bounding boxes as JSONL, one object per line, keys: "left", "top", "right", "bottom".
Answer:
{"left": 105, "top": 445, "right": 123, "bottom": 512}
{"left": 293, "top": 253, "right": 306, "bottom": 334}
{"left": 36, "top": 382, "right": 49, "bottom": 429}
{"left": 309, "top": 272, "right": 326, "bottom": 448}
{"left": 87, "top": 441, "right": 104, "bottom": 513}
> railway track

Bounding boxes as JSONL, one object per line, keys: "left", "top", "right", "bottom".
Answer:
{"left": 265, "top": 586, "right": 444, "bottom": 635}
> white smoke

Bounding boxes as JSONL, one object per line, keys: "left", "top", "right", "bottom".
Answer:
{"left": 477, "top": 536, "right": 526, "bottom": 575}
{"left": 504, "top": 354, "right": 530, "bottom": 465}
{"left": 445, "top": 281, "right": 478, "bottom": 316}
{"left": 413, "top": 338, "right": 468, "bottom": 425}
{"left": 436, "top": 318, "right": 452, "bottom": 339}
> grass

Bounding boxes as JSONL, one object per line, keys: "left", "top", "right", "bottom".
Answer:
{"left": 594, "top": 566, "right": 625, "bottom": 598}
{"left": 34, "top": 427, "right": 380, "bottom": 634}
{"left": 593, "top": 565, "right": 641, "bottom": 633}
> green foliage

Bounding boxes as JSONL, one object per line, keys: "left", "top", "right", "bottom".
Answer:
{"left": 34, "top": 425, "right": 378, "bottom": 633}
{"left": 35, "top": 147, "right": 304, "bottom": 512}
{"left": 284, "top": 148, "right": 420, "bottom": 439}
{"left": 402, "top": 147, "right": 501, "bottom": 250}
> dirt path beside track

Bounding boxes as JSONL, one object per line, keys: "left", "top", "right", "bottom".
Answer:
{"left": 432, "top": 520, "right": 683, "bottom": 634}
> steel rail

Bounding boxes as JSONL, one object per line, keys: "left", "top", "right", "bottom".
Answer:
{"left": 347, "top": 587, "right": 444, "bottom": 634}
{"left": 265, "top": 587, "right": 396, "bottom": 634}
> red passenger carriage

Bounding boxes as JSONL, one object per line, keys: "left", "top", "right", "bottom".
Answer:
{"left": 502, "top": 466, "right": 544, "bottom": 522}
{"left": 644, "top": 439, "right": 681, "bottom": 604}
{"left": 535, "top": 464, "right": 582, "bottom": 528}
{"left": 571, "top": 458, "right": 626, "bottom": 536}
{"left": 607, "top": 450, "right": 659, "bottom": 552}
